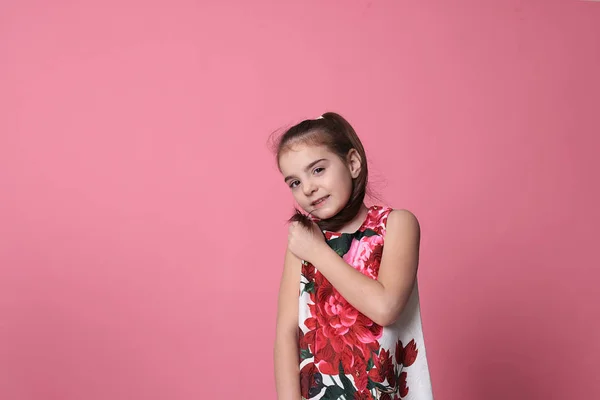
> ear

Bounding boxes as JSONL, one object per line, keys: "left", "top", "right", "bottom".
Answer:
{"left": 346, "top": 149, "right": 362, "bottom": 179}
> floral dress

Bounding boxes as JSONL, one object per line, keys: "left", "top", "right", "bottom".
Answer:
{"left": 298, "top": 205, "right": 434, "bottom": 400}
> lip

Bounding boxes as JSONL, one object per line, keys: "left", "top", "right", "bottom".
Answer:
{"left": 311, "top": 195, "right": 330, "bottom": 207}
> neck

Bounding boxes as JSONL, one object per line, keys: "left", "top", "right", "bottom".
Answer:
{"left": 337, "top": 203, "right": 369, "bottom": 233}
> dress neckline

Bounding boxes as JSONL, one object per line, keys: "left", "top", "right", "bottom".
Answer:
{"left": 322, "top": 205, "right": 377, "bottom": 236}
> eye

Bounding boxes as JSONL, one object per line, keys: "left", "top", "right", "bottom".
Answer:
{"left": 289, "top": 180, "right": 300, "bottom": 189}
{"left": 313, "top": 167, "right": 325, "bottom": 175}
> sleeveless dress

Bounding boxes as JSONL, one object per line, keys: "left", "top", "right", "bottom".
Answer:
{"left": 298, "top": 205, "right": 434, "bottom": 400}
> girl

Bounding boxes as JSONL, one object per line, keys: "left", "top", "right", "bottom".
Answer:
{"left": 273, "top": 112, "right": 434, "bottom": 400}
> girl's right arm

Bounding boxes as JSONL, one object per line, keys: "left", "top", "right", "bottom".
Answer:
{"left": 274, "top": 248, "right": 302, "bottom": 400}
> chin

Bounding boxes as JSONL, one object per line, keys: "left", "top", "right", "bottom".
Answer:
{"left": 309, "top": 205, "right": 340, "bottom": 220}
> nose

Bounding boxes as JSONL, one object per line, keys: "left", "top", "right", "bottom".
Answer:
{"left": 302, "top": 180, "right": 317, "bottom": 197}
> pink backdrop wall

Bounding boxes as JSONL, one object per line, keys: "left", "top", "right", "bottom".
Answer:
{"left": 1, "top": 1, "right": 599, "bottom": 399}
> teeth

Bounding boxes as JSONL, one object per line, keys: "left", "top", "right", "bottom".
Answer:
{"left": 314, "top": 197, "right": 327, "bottom": 205}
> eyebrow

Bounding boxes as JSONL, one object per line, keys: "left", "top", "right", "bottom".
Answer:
{"left": 284, "top": 158, "right": 327, "bottom": 183}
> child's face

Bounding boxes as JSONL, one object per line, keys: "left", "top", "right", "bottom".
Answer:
{"left": 278, "top": 143, "right": 359, "bottom": 220}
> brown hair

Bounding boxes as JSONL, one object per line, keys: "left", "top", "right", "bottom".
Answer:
{"left": 274, "top": 112, "right": 369, "bottom": 232}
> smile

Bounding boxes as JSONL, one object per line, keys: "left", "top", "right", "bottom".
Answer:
{"left": 311, "top": 196, "right": 330, "bottom": 208}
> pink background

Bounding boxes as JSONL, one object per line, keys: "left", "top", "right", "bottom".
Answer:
{"left": 1, "top": 1, "right": 599, "bottom": 399}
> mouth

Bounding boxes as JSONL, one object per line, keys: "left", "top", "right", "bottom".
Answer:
{"left": 311, "top": 195, "right": 330, "bottom": 207}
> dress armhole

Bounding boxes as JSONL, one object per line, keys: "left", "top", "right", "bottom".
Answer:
{"left": 379, "top": 207, "right": 394, "bottom": 238}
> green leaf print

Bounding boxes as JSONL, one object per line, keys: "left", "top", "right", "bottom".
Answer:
{"left": 367, "top": 378, "right": 389, "bottom": 392}
{"left": 326, "top": 228, "right": 379, "bottom": 257}
{"left": 354, "top": 228, "right": 378, "bottom": 240}
{"left": 321, "top": 385, "right": 344, "bottom": 400}
{"left": 367, "top": 355, "right": 374, "bottom": 370}
{"left": 300, "top": 348, "right": 313, "bottom": 360}
{"left": 303, "top": 281, "right": 315, "bottom": 294}
{"left": 338, "top": 361, "right": 356, "bottom": 397}
{"left": 327, "top": 234, "right": 353, "bottom": 257}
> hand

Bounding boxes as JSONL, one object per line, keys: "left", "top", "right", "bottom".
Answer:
{"left": 287, "top": 220, "right": 328, "bottom": 265}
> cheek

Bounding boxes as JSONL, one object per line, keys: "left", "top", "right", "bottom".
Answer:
{"left": 291, "top": 190, "right": 309, "bottom": 208}
{"left": 331, "top": 169, "right": 353, "bottom": 193}
{"left": 292, "top": 192, "right": 303, "bottom": 203}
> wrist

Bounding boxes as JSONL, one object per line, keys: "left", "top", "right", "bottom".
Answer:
{"left": 313, "top": 242, "right": 332, "bottom": 265}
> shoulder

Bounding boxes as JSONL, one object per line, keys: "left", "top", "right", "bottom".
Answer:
{"left": 385, "top": 208, "right": 420, "bottom": 237}
{"left": 387, "top": 209, "right": 419, "bottom": 227}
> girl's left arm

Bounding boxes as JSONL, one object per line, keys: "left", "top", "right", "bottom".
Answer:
{"left": 312, "top": 209, "right": 420, "bottom": 326}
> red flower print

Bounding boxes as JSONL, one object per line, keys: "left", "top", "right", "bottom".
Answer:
{"left": 395, "top": 339, "right": 418, "bottom": 367}
{"left": 382, "top": 350, "right": 395, "bottom": 385}
{"left": 367, "top": 348, "right": 394, "bottom": 385}
{"left": 367, "top": 360, "right": 383, "bottom": 383}
{"left": 324, "top": 231, "right": 339, "bottom": 241}
{"left": 338, "top": 345, "right": 356, "bottom": 368}
{"left": 395, "top": 340, "right": 403, "bottom": 364}
{"left": 362, "top": 206, "right": 390, "bottom": 235}
{"left": 404, "top": 340, "right": 418, "bottom": 367}
{"left": 364, "top": 243, "right": 383, "bottom": 277}
{"left": 355, "top": 390, "right": 374, "bottom": 400}
{"left": 362, "top": 207, "right": 381, "bottom": 227}
{"left": 398, "top": 372, "right": 409, "bottom": 397}
{"left": 352, "top": 236, "right": 384, "bottom": 278}
{"left": 342, "top": 238, "right": 362, "bottom": 266}
{"left": 299, "top": 328, "right": 307, "bottom": 350}
{"left": 302, "top": 262, "right": 316, "bottom": 282}
{"left": 303, "top": 272, "right": 382, "bottom": 375}
{"left": 382, "top": 394, "right": 401, "bottom": 400}
{"left": 340, "top": 235, "right": 384, "bottom": 280}
{"left": 351, "top": 353, "right": 368, "bottom": 391}
{"left": 299, "top": 362, "right": 324, "bottom": 399}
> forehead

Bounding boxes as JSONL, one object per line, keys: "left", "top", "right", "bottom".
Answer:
{"left": 278, "top": 144, "right": 337, "bottom": 173}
